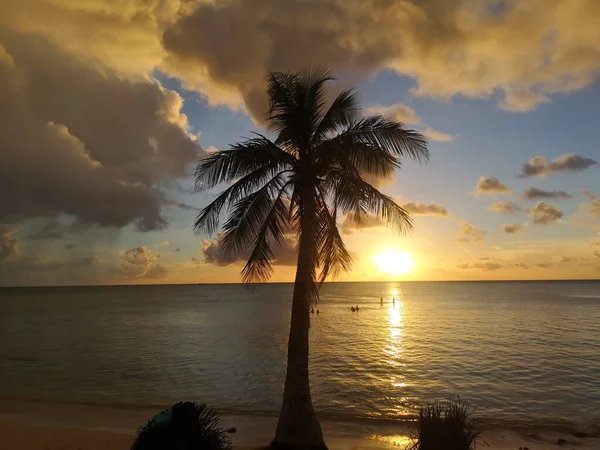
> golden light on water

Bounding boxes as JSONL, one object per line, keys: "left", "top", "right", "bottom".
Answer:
{"left": 369, "top": 434, "right": 413, "bottom": 448}
{"left": 373, "top": 249, "right": 414, "bottom": 276}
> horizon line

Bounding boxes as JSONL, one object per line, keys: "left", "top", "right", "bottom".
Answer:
{"left": 1, "top": 278, "right": 599, "bottom": 288}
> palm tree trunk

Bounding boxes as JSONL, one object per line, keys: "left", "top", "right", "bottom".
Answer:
{"left": 271, "top": 189, "right": 327, "bottom": 450}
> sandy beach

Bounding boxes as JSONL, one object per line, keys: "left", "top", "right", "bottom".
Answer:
{"left": 1, "top": 399, "right": 598, "bottom": 450}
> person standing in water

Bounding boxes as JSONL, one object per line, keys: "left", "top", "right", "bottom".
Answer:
{"left": 380, "top": 297, "right": 383, "bottom": 306}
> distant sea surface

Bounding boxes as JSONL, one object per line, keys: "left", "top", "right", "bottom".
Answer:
{"left": 1, "top": 281, "right": 599, "bottom": 428}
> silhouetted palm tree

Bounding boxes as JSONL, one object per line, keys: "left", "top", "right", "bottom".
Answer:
{"left": 194, "top": 68, "right": 429, "bottom": 449}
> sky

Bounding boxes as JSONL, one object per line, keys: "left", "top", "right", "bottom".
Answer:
{"left": 1, "top": 0, "right": 599, "bottom": 286}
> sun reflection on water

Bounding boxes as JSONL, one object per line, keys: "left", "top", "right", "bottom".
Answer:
{"left": 369, "top": 434, "right": 413, "bottom": 448}
{"left": 384, "top": 285, "right": 407, "bottom": 397}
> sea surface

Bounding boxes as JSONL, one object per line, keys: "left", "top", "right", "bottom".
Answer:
{"left": 1, "top": 281, "right": 599, "bottom": 428}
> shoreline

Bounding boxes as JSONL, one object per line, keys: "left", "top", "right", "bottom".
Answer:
{"left": 1, "top": 398, "right": 599, "bottom": 450}
{"left": 1, "top": 395, "right": 597, "bottom": 434}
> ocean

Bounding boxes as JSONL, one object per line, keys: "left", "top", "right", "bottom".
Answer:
{"left": 1, "top": 281, "right": 599, "bottom": 429}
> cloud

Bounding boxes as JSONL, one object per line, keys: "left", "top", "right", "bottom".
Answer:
{"left": 111, "top": 246, "right": 168, "bottom": 279}
{"left": 0, "top": 225, "right": 105, "bottom": 284}
{"left": 519, "top": 154, "right": 598, "bottom": 178}
{"left": 159, "top": 0, "right": 600, "bottom": 117}
{"left": 0, "top": 31, "right": 204, "bottom": 231}
{"left": 421, "top": 128, "right": 455, "bottom": 142}
{"left": 0, "top": 225, "right": 20, "bottom": 263}
{"left": 201, "top": 232, "right": 297, "bottom": 266}
{"left": 488, "top": 201, "right": 522, "bottom": 214}
{"left": 13, "top": 256, "right": 100, "bottom": 271}
{"left": 340, "top": 214, "right": 385, "bottom": 235}
{"left": 64, "top": 243, "right": 77, "bottom": 249}
{"left": 474, "top": 176, "right": 511, "bottom": 195}
{"left": 501, "top": 224, "right": 525, "bottom": 234}
{"left": 458, "top": 261, "right": 503, "bottom": 271}
{"left": 401, "top": 201, "right": 449, "bottom": 217}
{"left": 589, "top": 199, "right": 600, "bottom": 219}
{"left": 367, "top": 104, "right": 453, "bottom": 143}
{"left": 366, "top": 104, "right": 421, "bottom": 125}
{"left": 457, "top": 222, "right": 485, "bottom": 243}
{"left": 560, "top": 256, "right": 580, "bottom": 263}
{"left": 581, "top": 190, "right": 597, "bottom": 200}
{"left": 530, "top": 201, "right": 564, "bottom": 225}
{"left": 499, "top": 89, "right": 551, "bottom": 112}
{"left": 26, "top": 219, "right": 66, "bottom": 240}
{"left": 457, "top": 258, "right": 555, "bottom": 271}
{"left": 160, "top": 240, "right": 170, "bottom": 247}
{"left": 523, "top": 187, "right": 572, "bottom": 200}
{"left": 0, "top": 0, "right": 598, "bottom": 120}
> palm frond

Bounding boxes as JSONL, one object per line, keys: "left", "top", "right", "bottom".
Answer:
{"left": 328, "top": 116, "right": 429, "bottom": 163}
{"left": 312, "top": 88, "right": 360, "bottom": 144}
{"left": 315, "top": 139, "right": 400, "bottom": 180}
{"left": 266, "top": 71, "right": 302, "bottom": 143}
{"left": 193, "top": 163, "right": 289, "bottom": 235}
{"left": 325, "top": 168, "right": 414, "bottom": 234}
{"left": 301, "top": 67, "right": 334, "bottom": 145}
{"left": 219, "top": 174, "right": 287, "bottom": 257}
{"left": 315, "top": 191, "right": 352, "bottom": 284}
{"left": 267, "top": 68, "right": 336, "bottom": 155}
{"left": 194, "top": 137, "right": 295, "bottom": 190}
{"left": 240, "top": 183, "right": 291, "bottom": 283}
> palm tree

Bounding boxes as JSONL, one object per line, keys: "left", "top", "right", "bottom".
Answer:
{"left": 193, "top": 68, "right": 429, "bottom": 449}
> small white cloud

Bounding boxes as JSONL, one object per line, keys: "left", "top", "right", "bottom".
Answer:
{"left": 530, "top": 201, "right": 563, "bottom": 225}
{"left": 365, "top": 103, "right": 421, "bottom": 125}
{"left": 421, "top": 128, "right": 455, "bottom": 142}
{"left": 519, "top": 154, "right": 597, "bottom": 178}
{"left": 501, "top": 224, "right": 524, "bottom": 234}
{"left": 474, "top": 176, "right": 511, "bottom": 195}
{"left": 456, "top": 222, "right": 485, "bottom": 243}
{"left": 489, "top": 201, "right": 522, "bottom": 214}
{"left": 499, "top": 89, "right": 551, "bottom": 112}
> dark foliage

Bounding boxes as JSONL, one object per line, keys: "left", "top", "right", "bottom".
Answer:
{"left": 131, "top": 402, "right": 232, "bottom": 450}
{"left": 410, "top": 397, "right": 482, "bottom": 450}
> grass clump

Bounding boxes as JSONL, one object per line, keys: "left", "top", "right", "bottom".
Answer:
{"left": 131, "top": 401, "right": 232, "bottom": 450}
{"left": 409, "top": 397, "right": 482, "bottom": 450}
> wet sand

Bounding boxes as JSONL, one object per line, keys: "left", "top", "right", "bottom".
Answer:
{"left": 1, "top": 399, "right": 598, "bottom": 450}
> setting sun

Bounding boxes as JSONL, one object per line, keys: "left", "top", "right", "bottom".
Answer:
{"left": 373, "top": 249, "right": 415, "bottom": 275}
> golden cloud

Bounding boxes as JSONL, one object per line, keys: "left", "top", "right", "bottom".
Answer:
{"left": 2, "top": 0, "right": 599, "bottom": 118}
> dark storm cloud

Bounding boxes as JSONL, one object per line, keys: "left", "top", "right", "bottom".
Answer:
{"left": 26, "top": 219, "right": 66, "bottom": 240}
{"left": 0, "top": 31, "right": 204, "bottom": 231}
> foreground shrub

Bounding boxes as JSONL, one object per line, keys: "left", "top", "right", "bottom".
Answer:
{"left": 132, "top": 401, "right": 232, "bottom": 450}
{"left": 410, "top": 397, "right": 482, "bottom": 450}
